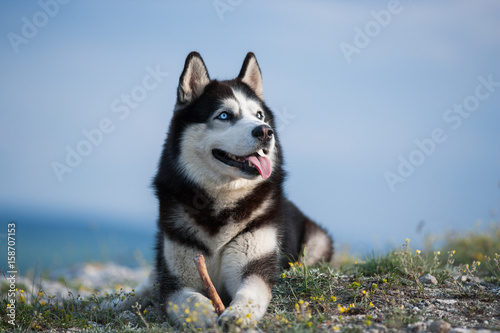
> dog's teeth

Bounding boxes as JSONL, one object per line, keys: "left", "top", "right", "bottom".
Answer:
{"left": 248, "top": 161, "right": 253, "bottom": 167}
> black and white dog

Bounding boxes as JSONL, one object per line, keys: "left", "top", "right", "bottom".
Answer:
{"left": 130, "top": 52, "right": 333, "bottom": 327}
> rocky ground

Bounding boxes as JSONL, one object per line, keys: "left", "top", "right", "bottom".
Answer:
{"left": 6, "top": 263, "right": 500, "bottom": 332}
{"left": 313, "top": 274, "right": 500, "bottom": 333}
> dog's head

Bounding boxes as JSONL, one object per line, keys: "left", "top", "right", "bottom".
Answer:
{"left": 168, "top": 52, "right": 279, "bottom": 189}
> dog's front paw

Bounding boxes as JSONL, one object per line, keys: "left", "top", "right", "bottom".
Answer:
{"left": 167, "top": 294, "right": 218, "bottom": 328}
{"left": 218, "top": 303, "right": 260, "bottom": 329}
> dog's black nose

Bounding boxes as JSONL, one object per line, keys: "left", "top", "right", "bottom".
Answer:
{"left": 252, "top": 125, "right": 274, "bottom": 142}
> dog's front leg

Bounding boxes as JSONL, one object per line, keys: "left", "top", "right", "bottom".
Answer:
{"left": 219, "top": 273, "right": 273, "bottom": 327}
{"left": 219, "top": 226, "right": 280, "bottom": 327}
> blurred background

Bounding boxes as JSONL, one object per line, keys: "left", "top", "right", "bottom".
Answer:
{"left": 1, "top": 0, "right": 499, "bottom": 274}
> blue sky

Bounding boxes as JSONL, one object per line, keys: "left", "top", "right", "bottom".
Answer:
{"left": 1, "top": 0, "right": 499, "bottom": 254}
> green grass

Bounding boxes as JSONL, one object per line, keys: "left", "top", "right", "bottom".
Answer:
{"left": 1, "top": 224, "right": 499, "bottom": 332}
{"left": 438, "top": 223, "right": 500, "bottom": 280}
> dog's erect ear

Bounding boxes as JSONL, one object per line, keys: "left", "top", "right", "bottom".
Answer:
{"left": 177, "top": 52, "right": 210, "bottom": 105}
{"left": 238, "top": 52, "right": 263, "bottom": 99}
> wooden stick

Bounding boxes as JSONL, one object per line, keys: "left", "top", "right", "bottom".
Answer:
{"left": 193, "top": 254, "right": 225, "bottom": 316}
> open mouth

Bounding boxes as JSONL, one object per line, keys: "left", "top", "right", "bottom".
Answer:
{"left": 212, "top": 149, "right": 272, "bottom": 179}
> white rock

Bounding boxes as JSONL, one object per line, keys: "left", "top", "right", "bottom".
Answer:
{"left": 435, "top": 299, "right": 458, "bottom": 305}
{"left": 449, "top": 329, "right": 470, "bottom": 333}
{"left": 367, "top": 323, "right": 388, "bottom": 333}
{"left": 419, "top": 274, "right": 438, "bottom": 285}
{"left": 429, "top": 320, "right": 451, "bottom": 333}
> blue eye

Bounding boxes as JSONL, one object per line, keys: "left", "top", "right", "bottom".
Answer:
{"left": 217, "top": 112, "right": 230, "bottom": 120}
{"left": 256, "top": 111, "right": 264, "bottom": 120}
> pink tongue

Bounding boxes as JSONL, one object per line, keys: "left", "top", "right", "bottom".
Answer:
{"left": 247, "top": 155, "right": 272, "bottom": 179}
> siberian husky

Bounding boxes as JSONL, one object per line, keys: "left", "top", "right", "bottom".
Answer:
{"left": 128, "top": 52, "right": 333, "bottom": 328}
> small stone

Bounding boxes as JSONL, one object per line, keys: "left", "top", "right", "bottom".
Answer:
{"left": 419, "top": 274, "right": 438, "bottom": 285}
{"left": 408, "top": 321, "right": 425, "bottom": 332}
{"left": 429, "top": 320, "right": 451, "bottom": 333}
{"left": 118, "top": 310, "right": 138, "bottom": 325}
{"left": 435, "top": 299, "right": 458, "bottom": 305}
{"left": 460, "top": 275, "right": 480, "bottom": 283}
{"left": 449, "top": 329, "right": 470, "bottom": 333}
{"left": 367, "top": 323, "right": 388, "bottom": 333}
